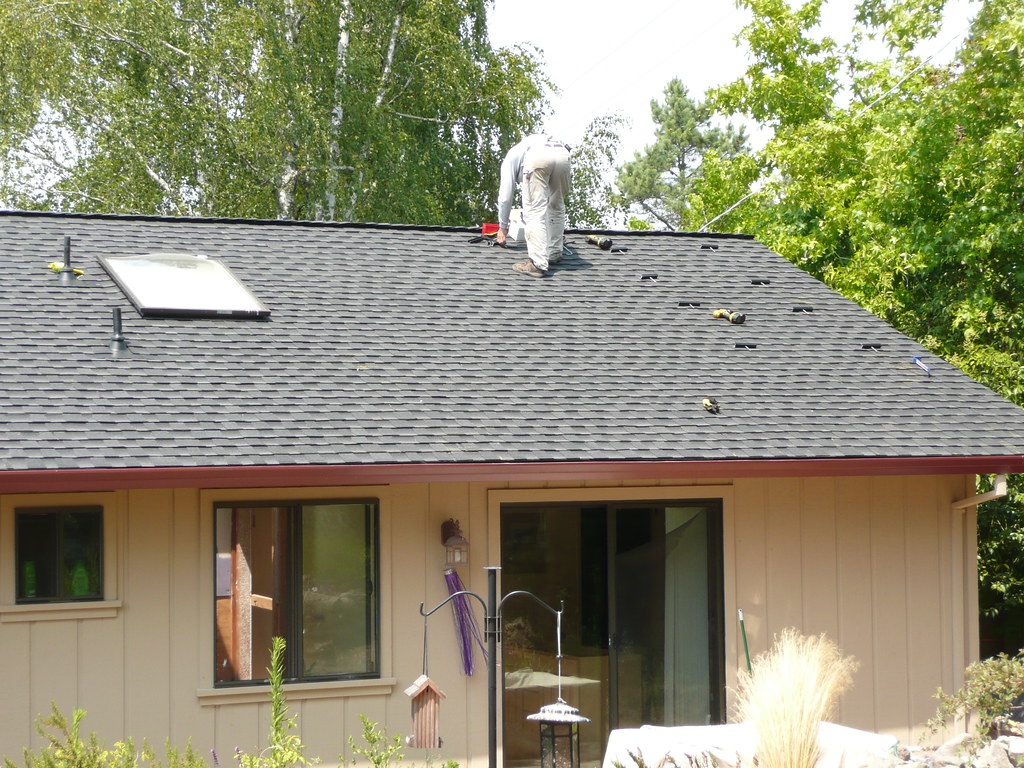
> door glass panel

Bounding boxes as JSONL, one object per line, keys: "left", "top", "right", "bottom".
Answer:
{"left": 501, "top": 507, "right": 608, "bottom": 768}
{"left": 664, "top": 507, "right": 712, "bottom": 724}
{"left": 501, "top": 500, "right": 723, "bottom": 768}
{"left": 612, "top": 507, "right": 666, "bottom": 728}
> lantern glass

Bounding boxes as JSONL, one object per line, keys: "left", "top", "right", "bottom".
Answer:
{"left": 444, "top": 537, "right": 469, "bottom": 565}
{"left": 539, "top": 722, "right": 579, "bottom": 768}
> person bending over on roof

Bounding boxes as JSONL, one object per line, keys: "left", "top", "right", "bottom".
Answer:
{"left": 496, "top": 134, "right": 572, "bottom": 278}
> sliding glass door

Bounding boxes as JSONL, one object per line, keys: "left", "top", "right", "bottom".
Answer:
{"left": 500, "top": 500, "right": 724, "bottom": 768}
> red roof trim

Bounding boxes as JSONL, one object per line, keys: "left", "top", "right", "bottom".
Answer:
{"left": 1, "top": 456, "right": 1021, "bottom": 494}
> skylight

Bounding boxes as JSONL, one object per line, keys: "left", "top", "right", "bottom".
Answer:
{"left": 99, "top": 253, "right": 270, "bottom": 319}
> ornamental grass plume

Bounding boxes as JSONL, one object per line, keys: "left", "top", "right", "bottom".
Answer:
{"left": 734, "top": 629, "right": 859, "bottom": 768}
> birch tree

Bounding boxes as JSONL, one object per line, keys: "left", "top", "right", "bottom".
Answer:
{"left": 0, "top": 0, "right": 548, "bottom": 224}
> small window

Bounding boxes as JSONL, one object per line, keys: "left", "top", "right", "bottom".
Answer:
{"left": 15, "top": 506, "right": 104, "bottom": 603}
{"left": 214, "top": 501, "right": 379, "bottom": 684}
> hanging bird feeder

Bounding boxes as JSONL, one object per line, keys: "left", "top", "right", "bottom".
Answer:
{"left": 404, "top": 674, "right": 446, "bottom": 749}
{"left": 528, "top": 700, "right": 590, "bottom": 768}
{"left": 526, "top": 603, "right": 590, "bottom": 768}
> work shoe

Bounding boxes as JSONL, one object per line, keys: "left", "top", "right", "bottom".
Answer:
{"left": 513, "top": 260, "right": 546, "bottom": 277}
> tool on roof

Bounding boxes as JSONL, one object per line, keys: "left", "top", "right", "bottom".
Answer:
{"left": 912, "top": 356, "right": 931, "bottom": 376}
{"left": 713, "top": 308, "right": 746, "bottom": 324}
{"left": 586, "top": 234, "right": 613, "bottom": 250}
{"left": 48, "top": 262, "right": 84, "bottom": 276}
{"left": 468, "top": 222, "right": 503, "bottom": 245}
{"left": 702, "top": 397, "right": 720, "bottom": 414}
{"left": 468, "top": 235, "right": 506, "bottom": 247}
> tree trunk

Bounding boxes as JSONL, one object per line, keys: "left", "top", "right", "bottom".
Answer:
{"left": 322, "top": 0, "right": 352, "bottom": 221}
{"left": 275, "top": 0, "right": 303, "bottom": 219}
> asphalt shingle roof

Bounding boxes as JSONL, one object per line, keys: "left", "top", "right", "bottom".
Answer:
{"left": 2, "top": 210, "right": 1023, "bottom": 473}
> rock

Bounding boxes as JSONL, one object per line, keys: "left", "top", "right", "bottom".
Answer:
{"left": 859, "top": 753, "right": 900, "bottom": 768}
{"left": 933, "top": 733, "right": 973, "bottom": 767}
{"left": 1000, "top": 736, "right": 1024, "bottom": 766}
{"left": 972, "top": 741, "right": 1013, "bottom": 768}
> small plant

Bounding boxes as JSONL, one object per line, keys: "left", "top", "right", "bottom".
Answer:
{"left": 5, "top": 705, "right": 207, "bottom": 768}
{"left": 236, "top": 637, "right": 316, "bottom": 768}
{"left": 6, "top": 705, "right": 107, "bottom": 768}
{"left": 344, "top": 717, "right": 402, "bottom": 768}
{"left": 929, "top": 651, "right": 1024, "bottom": 742}
{"left": 733, "top": 629, "right": 858, "bottom": 768}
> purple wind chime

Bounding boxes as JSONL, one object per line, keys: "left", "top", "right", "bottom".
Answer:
{"left": 444, "top": 567, "right": 487, "bottom": 675}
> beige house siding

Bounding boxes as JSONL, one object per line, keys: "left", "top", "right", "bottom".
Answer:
{"left": 0, "top": 473, "right": 975, "bottom": 764}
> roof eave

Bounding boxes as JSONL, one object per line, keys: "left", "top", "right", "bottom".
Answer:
{"left": 1, "top": 455, "right": 1020, "bottom": 494}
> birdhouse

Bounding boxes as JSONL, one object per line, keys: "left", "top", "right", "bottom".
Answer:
{"left": 404, "top": 674, "right": 447, "bottom": 749}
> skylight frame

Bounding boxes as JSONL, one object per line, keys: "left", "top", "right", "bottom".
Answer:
{"left": 99, "top": 252, "right": 271, "bottom": 319}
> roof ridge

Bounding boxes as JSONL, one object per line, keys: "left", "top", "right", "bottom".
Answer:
{"left": 0, "top": 208, "right": 755, "bottom": 239}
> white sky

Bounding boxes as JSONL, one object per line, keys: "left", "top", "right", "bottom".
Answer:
{"left": 488, "top": 0, "right": 981, "bottom": 166}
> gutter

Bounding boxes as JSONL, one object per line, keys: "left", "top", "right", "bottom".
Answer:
{"left": 951, "top": 473, "right": 1009, "bottom": 511}
{"left": 2, "top": 456, "right": 1023, "bottom": 495}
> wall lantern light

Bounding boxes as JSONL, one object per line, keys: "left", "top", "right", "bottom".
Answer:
{"left": 528, "top": 699, "right": 589, "bottom": 768}
{"left": 440, "top": 518, "right": 469, "bottom": 566}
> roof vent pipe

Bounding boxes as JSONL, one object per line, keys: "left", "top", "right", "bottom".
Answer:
{"left": 951, "top": 473, "right": 1007, "bottom": 511}
{"left": 59, "top": 236, "right": 81, "bottom": 285}
{"left": 110, "top": 308, "right": 131, "bottom": 357}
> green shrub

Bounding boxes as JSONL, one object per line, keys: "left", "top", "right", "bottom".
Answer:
{"left": 930, "top": 651, "right": 1024, "bottom": 741}
{"left": 344, "top": 717, "right": 402, "bottom": 768}
{"left": 7, "top": 639, "right": 458, "bottom": 768}
{"left": 4, "top": 704, "right": 207, "bottom": 768}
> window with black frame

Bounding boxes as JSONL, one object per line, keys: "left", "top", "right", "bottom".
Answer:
{"left": 15, "top": 506, "right": 104, "bottom": 603}
{"left": 213, "top": 501, "right": 379, "bottom": 685}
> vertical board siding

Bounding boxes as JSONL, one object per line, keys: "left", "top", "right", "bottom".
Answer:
{"left": 78, "top": 614, "right": 125, "bottom": 741}
{"left": 0, "top": 622, "right": 32, "bottom": 750}
{"left": 0, "top": 473, "right": 973, "bottom": 761}
{"left": 799, "top": 477, "right": 839, "bottom": 641}
{"left": 833, "top": 476, "right": 876, "bottom": 729}
{"left": 765, "top": 477, "right": 804, "bottom": 632}
{"left": 904, "top": 476, "right": 946, "bottom": 739}
{"left": 124, "top": 489, "right": 174, "bottom": 745}
{"left": 869, "top": 476, "right": 911, "bottom": 735}
{"left": 298, "top": 697, "right": 347, "bottom": 763}
{"left": 732, "top": 478, "right": 768, "bottom": 661}
{"left": 733, "top": 475, "right": 965, "bottom": 743}
{"left": 468, "top": 482, "right": 502, "bottom": 767}
{"left": 214, "top": 702, "right": 262, "bottom": 755}
{"left": 169, "top": 488, "right": 214, "bottom": 751}
{"left": 424, "top": 481, "right": 473, "bottom": 762}
{"left": 390, "top": 482, "right": 432, "bottom": 753}
{"left": 28, "top": 621, "right": 79, "bottom": 744}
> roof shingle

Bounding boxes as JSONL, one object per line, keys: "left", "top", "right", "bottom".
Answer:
{"left": 1, "top": 210, "right": 1022, "bottom": 473}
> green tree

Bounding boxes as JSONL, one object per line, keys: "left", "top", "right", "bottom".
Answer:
{"left": 704, "top": 0, "right": 1024, "bottom": 633}
{"left": 615, "top": 79, "right": 750, "bottom": 230}
{"left": 0, "top": 0, "right": 548, "bottom": 224}
{"left": 565, "top": 113, "right": 626, "bottom": 229}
